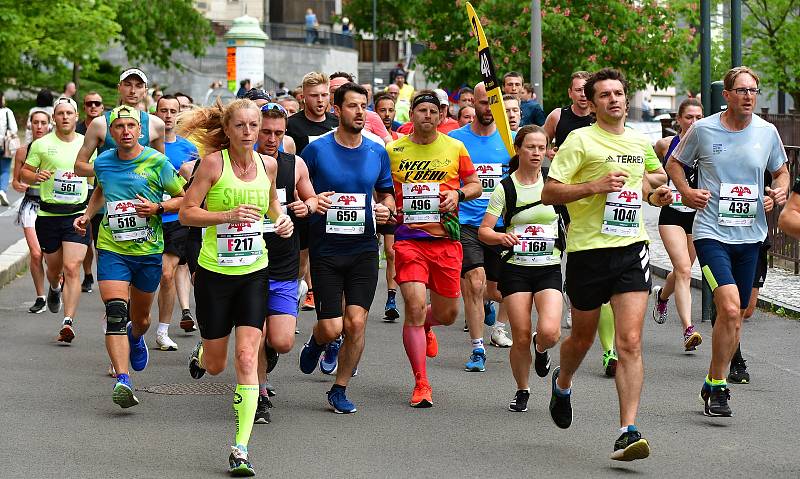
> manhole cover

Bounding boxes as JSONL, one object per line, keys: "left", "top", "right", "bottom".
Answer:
{"left": 137, "top": 383, "right": 236, "bottom": 395}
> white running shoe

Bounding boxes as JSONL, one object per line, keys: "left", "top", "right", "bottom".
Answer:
{"left": 297, "top": 279, "right": 309, "bottom": 314}
{"left": 490, "top": 325, "right": 513, "bottom": 347}
{"left": 0, "top": 190, "right": 8, "bottom": 206}
{"left": 156, "top": 333, "right": 178, "bottom": 351}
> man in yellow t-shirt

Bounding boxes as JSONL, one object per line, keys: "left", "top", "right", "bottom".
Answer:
{"left": 541, "top": 68, "right": 671, "bottom": 462}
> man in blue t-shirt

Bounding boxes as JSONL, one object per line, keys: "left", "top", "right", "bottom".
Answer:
{"left": 448, "top": 82, "right": 514, "bottom": 370}
{"left": 154, "top": 95, "right": 200, "bottom": 351}
{"left": 298, "top": 82, "right": 395, "bottom": 414}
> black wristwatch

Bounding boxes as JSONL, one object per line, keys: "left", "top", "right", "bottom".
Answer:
{"left": 456, "top": 189, "right": 466, "bottom": 202}
{"left": 156, "top": 202, "right": 165, "bottom": 215}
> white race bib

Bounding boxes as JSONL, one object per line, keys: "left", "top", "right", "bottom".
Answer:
{"left": 475, "top": 163, "right": 503, "bottom": 200}
{"left": 402, "top": 182, "right": 440, "bottom": 223}
{"left": 512, "top": 223, "right": 557, "bottom": 265}
{"left": 668, "top": 183, "right": 693, "bottom": 213}
{"left": 718, "top": 183, "right": 757, "bottom": 226}
{"left": 602, "top": 189, "right": 642, "bottom": 237}
{"left": 263, "top": 188, "right": 288, "bottom": 233}
{"left": 326, "top": 193, "right": 366, "bottom": 234}
{"left": 216, "top": 221, "right": 263, "bottom": 266}
{"left": 53, "top": 169, "right": 84, "bottom": 202}
{"left": 107, "top": 199, "right": 149, "bottom": 241}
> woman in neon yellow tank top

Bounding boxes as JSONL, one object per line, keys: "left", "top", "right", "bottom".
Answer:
{"left": 178, "top": 99, "right": 293, "bottom": 476}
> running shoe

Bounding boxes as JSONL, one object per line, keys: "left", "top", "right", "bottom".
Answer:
{"left": 81, "top": 274, "right": 94, "bottom": 293}
{"left": 651, "top": 285, "right": 668, "bottom": 324}
{"left": 327, "top": 387, "right": 357, "bottom": 414}
{"left": 425, "top": 328, "right": 438, "bottom": 358}
{"left": 112, "top": 378, "right": 140, "bottom": 409}
{"left": 57, "top": 318, "right": 75, "bottom": 343}
{"left": 265, "top": 382, "right": 276, "bottom": 397}
{"left": 156, "top": 332, "right": 178, "bottom": 351}
{"left": 302, "top": 291, "right": 315, "bottom": 311}
{"left": 509, "top": 389, "right": 530, "bottom": 412}
{"left": 127, "top": 322, "right": 149, "bottom": 371}
{"left": 701, "top": 385, "right": 732, "bottom": 417}
{"left": 254, "top": 395, "right": 272, "bottom": 424}
{"left": 549, "top": 366, "right": 573, "bottom": 429}
{"left": 683, "top": 325, "right": 702, "bottom": 351}
{"left": 28, "top": 297, "right": 46, "bottom": 314}
{"left": 0, "top": 190, "right": 8, "bottom": 206}
{"left": 189, "top": 341, "right": 206, "bottom": 379}
{"left": 383, "top": 296, "right": 400, "bottom": 322}
{"left": 228, "top": 446, "right": 255, "bottom": 477}
{"left": 410, "top": 374, "right": 433, "bottom": 408}
{"left": 319, "top": 336, "right": 342, "bottom": 375}
{"left": 180, "top": 309, "right": 197, "bottom": 332}
{"left": 46, "top": 286, "right": 62, "bottom": 313}
{"left": 464, "top": 348, "right": 486, "bottom": 372}
{"left": 299, "top": 335, "right": 324, "bottom": 374}
{"left": 463, "top": 320, "right": 469, "bottom": 333}
{"left": 351, "top": 366, "right": 359, "bottom": 377}
{"left": 297, "top": 280, "right": 309, "bottom": 314}
{"left": 603, "top": 350, "right": 618, "bottom": 377}
{"left": 611, "top": 426, "right": 650, "bottom": 461}
{"left": 266, "top": 344, "right": 279, "bottom": 373}
{"left": 533, "top": 333, "right": 551, "bottom": 377}
{"left": 490, "top": 325, "right": 512, "bottom": 347}
{"left": 728, "top": 358, "right": 750, "bottom": 384}
{"left": 484, "top": 301, "right": 496, "bottom": 326}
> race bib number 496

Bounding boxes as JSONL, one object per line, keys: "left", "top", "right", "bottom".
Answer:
{"left": 326, "top": 193, "right": 366, "bottom": 234}
{"left": 718, "top": 183, "right": 757, "bottom": 227}
{"left": 402, "top": 182, "right": 440, "bottom": 223}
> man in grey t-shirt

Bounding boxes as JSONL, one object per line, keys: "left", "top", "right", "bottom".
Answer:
{"left": 667, "top": 66, "right": 789, "bottom": 418}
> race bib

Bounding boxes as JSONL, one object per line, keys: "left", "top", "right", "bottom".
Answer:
{"left": 326, "top": 193, "right": 366, "bottom": 234}
{"left": 602, "top": 189, "right": 641, "bottom": 237}
{"left": 512, "top": 223, "right": 557, "bottom": 265}
{"left": 669, "top": 184, "right": 693, "bottom": 213}
{"left": 263, "top": 188, "right": 288, "bottom": 233}
{"left": 216, "top": 221, "right": 263, "bottom": 266}
{"left": 718, "top": 183, "right": 757, "bottom": 226}
{"left": 475, "top": 163, "right": 503, "bottom": 200}
{"left": 53, "top": 169, "right": 84, "bottom": 202}
{"left": 402, "top": 182, "right": 440, "bottom": 223}
{"left": 107, "top": 199, "right": 149, "bottom": 241}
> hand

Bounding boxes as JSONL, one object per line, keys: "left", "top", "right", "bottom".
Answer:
{"left": 35, "top": 169, "right": 52, "bottom": 183}
{"left": 681, "top": 188, "right": 711, "bottom": 210}
{"left": 374, "top": 203, "right": 390, "bottom": 224}
{"left": 133, "top": 195, "right": 159, "bottom": 218}
{"left": 273, "top": 214, "right": 294, "bottom": 238}
{"left": 316, "top": 191, "right": 335, "bottom": 214}
{"left": 650, "top": 185, "right": 673, "bottom": 207}
{"left": 439, "top": 190, "right": 459, "bottom": 212}
{"left": 764, "top": 194, "right": 775, "bottom": 213}
{"left": 593, "top": 171, "right": 629, "bottom": 194}
{"left": 73, "top": 215, "right": 90, "bottom": 236}
{"left": 12, "top": 179, "right": 28, "bottom": 193}
{"left": 499, "top": 233, "right": 520, "bottom": 248}
{"left": 767, "top": 186, "right": 787, "bottom": 207}
{"left": 287, "top": 200, "right": 309, "bottom": 218}
{"left": 226, "top": 204, "right": 263, "bottom": 224}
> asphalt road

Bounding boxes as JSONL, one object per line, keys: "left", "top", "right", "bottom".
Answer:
{"left": 1, "top": 260, "right": 799, "bottom": 478}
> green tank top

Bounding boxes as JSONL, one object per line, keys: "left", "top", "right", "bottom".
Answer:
{"left": 198, "top": 149, "right": 271, "bottom": 275}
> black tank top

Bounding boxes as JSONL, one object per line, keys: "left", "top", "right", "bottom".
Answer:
{"left": 264, "top": 151, "right": 300, "bottom": 281}
{"left": 554, "top": 106, "right": 594, "bottom": 147}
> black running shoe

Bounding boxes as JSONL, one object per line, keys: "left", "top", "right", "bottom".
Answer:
{"left": 728, "top": 359, "right": 750, "bottom": 384}
{"left": 46, "top": 286, "right": 62, "bottom": 313}
{"left": 611, "top": 428, "right": 650, "bottom": 461}
{"left": 508, "top": 389, "right": 530, "bottom": 412}
{"left": 28, "top": 297, "right": 46, "bottom": 314}
{"left": 81, "top": 274, "right": 93, "bottom": 293}
{"left": 180, "top": 309, "right": 197, "bottom": 332}
{"left": 463, "top": 320, "right": 469, "bottom": 333}
{"left": 549, "top": 366, "right": 573, "bottom": 429}
{"left": 189, "top": 341, "right": 206, "bottom": 379}
{"left": 701, "top": 386, "right": 732, "bottom": 417}
{"left": 266, "top": 344, "right": 279, "bottom": 373}
{"left": 533, "top": 333, "right": 551, "bottom": 378}
{"left": 254, "top": 395, "right": 272, "bottom": 424}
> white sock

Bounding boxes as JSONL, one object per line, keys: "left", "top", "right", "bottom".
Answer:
{"left": 37, "top": 295, "right": 46, "bottom": 300}
{"left": 63, "top": 316, "right": 72, "bottom": 324}
{"left": 471, "top": 338, "right": 484, "bottom": 351}
{"left": 157, "top": 323, "right": 169, "bottom": 335}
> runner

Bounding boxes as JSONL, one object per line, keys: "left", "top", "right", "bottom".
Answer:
{"left": 479, "top": 125, "right": 565, "bottom": 412}
{"left": 277, "top": 96, "right": 300, "bottom": 117}
{"left": 73, "top": 105, "right": 186, "bottom": 411}
{"left": 457, "top": 106, "right": 475, "bottom": 128}
{"left": 21, "top": 97, "right": 90, "bottom": 342}
{"left": 76, "top": 91, "right": 105, "bottom": 293}
{"left": 297, "top": 82, "right": 394, "bottom": 413}
{"left": 179, "top": 99, "right": 292, "bottom": 475}
{"left": 449, "top": 82, "right": 514, "bottom": 371}
{"left": 329, "top": 72, "right": 392, "bottom": 143}
{"left": 502, "top": 71, "right": 524, "bottom": 96}
{"left": 254, "top": 102, "right": 318, "bottom": 423}
{"left": 504, "top": 94, "right": 521, "bottom": 132}
{"left": 542, "top": 68, "right": 672, "bottom": 460}
{"left": 387, "top": 89, "right": 481, "bottom": 407}
{"left": 667, "top": 66, "right": 788, "bottom": 417}
{"left": 651, "top": 98, "right": 704, "bottom": 351}
{"left": 11, "top": 108, "right": 50, "bottom": 313}
{"left": 242, "top": 89, "right": 298, "bottom": 159}
{"left": 154, "top": 95, "right": 200, "bottom": 351}
{"left": 519, "top": 83, "right": 546, "bottom": 127}
{"left": 397, "top": 89, "right": 458, "bottom": 135}
{"left": 374, "top": 92, "right": 402, "bottom": 141}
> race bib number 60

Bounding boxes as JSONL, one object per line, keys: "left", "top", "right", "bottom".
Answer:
{"left": 326, "top": 193, "right": 366, "bottom": 234}
{"left": 474, "top": 163, "right": 503, "bottom": 200}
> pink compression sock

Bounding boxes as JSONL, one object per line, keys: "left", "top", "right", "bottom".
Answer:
{"left": 403, "top": 324, "right": 427, "bottom": 379}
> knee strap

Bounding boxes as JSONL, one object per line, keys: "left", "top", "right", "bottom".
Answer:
{"left": 105, "top": 298, "right": 129, "bottom": 336}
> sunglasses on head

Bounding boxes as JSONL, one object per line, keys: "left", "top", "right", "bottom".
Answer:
{"left": 261, "top": 103, "right": 287, "bottom": 116}
{"left": 84, "top": 101, "right": 103, "bottom": 107}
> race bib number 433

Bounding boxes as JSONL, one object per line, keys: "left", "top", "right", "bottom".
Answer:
{"left": 326, "top": 193, "right": 366, "bottom": 234}
{"left": 718, "top": 183, "right": 757, "bottom": 226}
{"left": 602, "top": 189, "right": 641, "bottom": 237}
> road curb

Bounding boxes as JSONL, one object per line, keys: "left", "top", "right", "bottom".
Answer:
{"left": 0, "top": 238, "right": 29, "bottom": 289}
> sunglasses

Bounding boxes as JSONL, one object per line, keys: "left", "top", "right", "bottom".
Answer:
{"left": 84, "top": 101, "right": 103, "bottom": 107}
{"left": 261, "top": 103, "right": 287, "bottom": 116}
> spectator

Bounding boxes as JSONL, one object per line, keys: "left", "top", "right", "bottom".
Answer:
{"left": 305, "top": 8, "right": 319, "bottom": 45}
{"left": 204, "top": 80, "right": 223, "bottom": 105}
{"left": 389, "top": 63, "right": 406, "bottom": 85}
{"left": 236, "top": 79, "right": 251, "bottom": 98}
{"left": 276, "top": 82, "right": 290, "bottom": 97}
{"left": 0, "top": 92, "right": 19, "bottom": 206}
{"left": 25, "top": 89, "right": 54, "bottom": 143}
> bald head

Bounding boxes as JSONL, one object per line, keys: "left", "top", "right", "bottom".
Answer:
{"left": 473, "top": 82, "right": 493, "bottom": 126}
{"left": 473, "top": 82, "right": 487, "bottom": 101}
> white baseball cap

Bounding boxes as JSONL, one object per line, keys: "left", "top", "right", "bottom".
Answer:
{"left": 119, "top": 68, "right": 148, "bottom": 85}
{"left": 434, "top": 89, "right": 449, "bottom": 106}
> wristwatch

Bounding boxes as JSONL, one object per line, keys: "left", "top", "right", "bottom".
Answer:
{"left": 156, "top": 202, "right": 165, "bottom": 215}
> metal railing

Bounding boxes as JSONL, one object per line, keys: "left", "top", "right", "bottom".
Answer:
{"left": 264, "top": 23, "right": 355, "bottom": 49}
{"left": 761, "top": 108, "right": 800, "bottom": 146}
{"left": 767, "top": 145, "right": 800, "bottom": 273}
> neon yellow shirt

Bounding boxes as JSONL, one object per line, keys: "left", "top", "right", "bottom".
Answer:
{"left": 25, "top": 132, "right": 88, "bottom": 217}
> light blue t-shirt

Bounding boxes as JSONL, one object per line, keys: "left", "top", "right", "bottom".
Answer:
{"left": 672, "top": 112, "right": 787, "bottom": 244}
{"left": 162, "top": 136, "right": 198, "bottom": 223}
{"left": 448, "top": 124, "right": 512, "bottom": 227}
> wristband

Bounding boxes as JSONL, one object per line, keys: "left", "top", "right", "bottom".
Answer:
{"left": 457, "top": 189, "right": 466, "bottom": 202}
{"left": 156, "top": 202, "right": 165, "bottom": 215}
{"left": 646, "top": 191, "right": 656, "bottom": 206}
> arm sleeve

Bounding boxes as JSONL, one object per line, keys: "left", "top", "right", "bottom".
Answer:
{"left": 671, "top": 124, "right": 699, "bottom": 167}
{"left": 767, "top": 127, "right": 788, "bottom": 173}
{"left": 547, "top": 134, "right": 582, "bottom": 184}
{"left": 644, "top": 143, "right": 662, "bottom": 172}
{"left": 486, "top": 182, "right": 506, "bottom": 217}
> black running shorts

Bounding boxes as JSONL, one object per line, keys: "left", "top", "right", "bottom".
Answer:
{"left": 310, "top": 251, "right": 379, "bottom": 320}
{"left": 194, "top": 267, "right": 268, "bottom": 340}
{"left": 460, "top": 224, "right": 502, "bottom": 282}
{"left": 499, "top": 263, "right": 563, "bottom": 298}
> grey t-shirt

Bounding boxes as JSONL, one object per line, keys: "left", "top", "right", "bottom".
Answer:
{"left": 672, "top": 112, "right": 786, "bottom": 244}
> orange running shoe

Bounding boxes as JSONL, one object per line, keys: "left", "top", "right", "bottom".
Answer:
{"left": 425, "top": 328, "right": 438, "bottom": 358}
{"left": 302, "top": 291, "right": 315, "bottom": 311}
{"left": 410, "top": 375, "right": 433, "bottom": 408}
